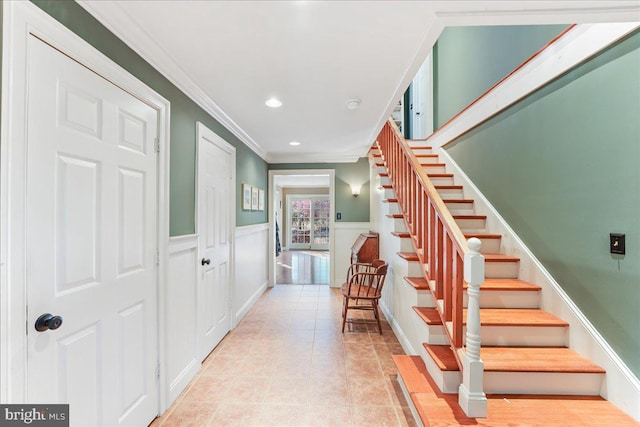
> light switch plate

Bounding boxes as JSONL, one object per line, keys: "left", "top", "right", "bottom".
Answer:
{"left": 610, "top": 233, "right": 625, "bottom": 255}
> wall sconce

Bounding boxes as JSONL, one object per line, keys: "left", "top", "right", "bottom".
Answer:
{"left": 350, "top": 184, "right": 361, "bottom": 197}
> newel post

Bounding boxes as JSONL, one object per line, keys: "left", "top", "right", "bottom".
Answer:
{"left": 458, "top": 237, "right": 487, "bottom": 418}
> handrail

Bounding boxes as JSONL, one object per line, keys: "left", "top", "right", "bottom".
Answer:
{"left": 375, "top": 119, "right": 487, "bottom": 418}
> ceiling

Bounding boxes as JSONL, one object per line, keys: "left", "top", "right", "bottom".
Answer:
{"left": 78, "top": 1, "right": 639, "bottom": 163}
{"left": 274, "top": 174, "right": 330, "bottom": 188}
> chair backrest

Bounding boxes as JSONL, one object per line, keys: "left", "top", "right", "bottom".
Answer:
{"left": 346, "top": 260, "right": 388, "bottom": 298}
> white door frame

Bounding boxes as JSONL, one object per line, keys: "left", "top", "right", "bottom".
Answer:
{"left": 0, "top": 1, "right": 171, "bottom": 413}
{"left": 195, "top": 121, "right": 236, "bottom": 356}
{"left": 268, "top": 170, "right": 335, "bottom": 287}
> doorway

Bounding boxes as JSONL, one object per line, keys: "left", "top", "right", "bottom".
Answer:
{"left": 269, "top": 171, "right": 335, "bottom": 286}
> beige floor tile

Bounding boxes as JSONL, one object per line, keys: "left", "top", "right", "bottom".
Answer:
{"left": 264, "top": 377, "right": 311, "bottom": 406}
{"left": 304, "top": 405, "right": 353, "bottom": 427}
{"left": 210, "top": 402, "right": 263, "bottom": 427}
{"left": 347, "top": 376, "right": 393, "bottom": 406}
{"left": 351, "top": 405, "right": 401, "bottom": 427}
{"left": 160, "top": 401, "right": 217, "bottom": 427}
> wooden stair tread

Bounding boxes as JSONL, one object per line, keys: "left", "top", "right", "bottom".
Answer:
{"left": 480, "top": 347, "right": 606, "bottom": 373}
{"left": 454, "top": 214, "right": 487, "bottom": 219}
{"left": 404, "top": 276, "right": 429, "bottom": 290}
{"left": 484, "top": 254, "right": 521, "bottom": 262}
{"left": 386, "top": 213, "right": 403, "bottom": 219}
{"left": 465, "top": 278, "right": 541, "bottom": 291}
{"left": 397, "top": 252, "right": 419, "bottom": 261}
{"left": 382, "top": 198, "right": 397, "bottom": 203}
{"left": 379, "top": 172, "right": 389, "bottom": 177}
{"left": 415, "top": 153, "right": 438, "bottom": 158}
{"left": 464, "top": 309, "right": 569, "bottom": 327}
{"left": 424, "top": 344, "right": 459, "bottom": 371}
{"left": 375, "top": 162, "right": 385, "bottom": 167}
{"left": 407, "top": 143, "right": 432, "bottom": 149}
{"left": 465, "top": 233, "right": 502, "bottom": 239}
{"left": 435, "top": 185, "right": 463, "bottom": 189}
{"left": 381, "top": 184, "right": 392, "bottom": 189}
{"left": 427, "top": 173, "right": 454, "bottom": 177}
{"left": 392, "top": 355, "right": 432, "bottom": 394}
{"left": 410, "top": 391, "right": 636, "bottom": 427}
{"left": 422, "top": 163, "right": 446, "bottom": 167}
{"left": 391, "top": 231, "right": 410, "bottom": 238}
{"left": 413, "top": 307, "right": 442, "bottom": 325}
{"left": 443, "top": 199, "right": 474, "bottom": 204}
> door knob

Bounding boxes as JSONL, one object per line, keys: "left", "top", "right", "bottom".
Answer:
{"left": 35, "top": 313, "right": 63, "bottom": 332}
{"left": 201, "top": 258, "right": 211, "bottom": 266}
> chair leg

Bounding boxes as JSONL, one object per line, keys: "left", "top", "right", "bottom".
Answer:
{"left": 373, "top": 300, "right": 382, "bottom": 334}
{"left": 341, "top": 297, "right": 348, "bottom": 333}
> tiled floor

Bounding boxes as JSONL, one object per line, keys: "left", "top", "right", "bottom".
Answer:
{"left": 151, "top": 285, "right": 415, "bottom": 427}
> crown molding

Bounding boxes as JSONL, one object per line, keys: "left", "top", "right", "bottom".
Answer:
{"left": 77, "top": 0, "right": 268, "bottom": 161}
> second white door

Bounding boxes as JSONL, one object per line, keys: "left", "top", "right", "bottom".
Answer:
{"left": 196, "top": 123, "right": 234, "bottom": 361}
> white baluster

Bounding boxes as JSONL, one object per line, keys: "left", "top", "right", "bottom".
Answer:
{"left": 458, "top": 237, "right": 487, "bottom": 418}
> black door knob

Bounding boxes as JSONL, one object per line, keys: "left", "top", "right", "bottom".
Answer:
{"left": 35, "top": 313, "right": 64, "bottom": 332}
{"left": 201, "top": 258, "right": 211, "bottom": 266}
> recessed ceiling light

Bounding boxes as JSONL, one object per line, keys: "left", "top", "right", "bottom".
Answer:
{"left": 289, "top": 141, "right": 301, "bottom": 146}
{"left": 265, "top": 98, "right": 283, "bottom": 108}
{"left": 345, "top": 98, "right": 361, "bottom": 110}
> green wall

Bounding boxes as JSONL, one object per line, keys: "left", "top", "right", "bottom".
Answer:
{"left": 433, "top": 25, "right": 568, "bottom": 128}
{"left": 446, "top": 30, "right": 640, "bottom": 377}
{"left": 31, "top": 0, "right": 268, "bottom": 234}
{"left": 270, "top": 158, "right": 370, "bottom": 223}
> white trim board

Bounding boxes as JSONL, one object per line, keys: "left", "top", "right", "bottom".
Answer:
{"left": 0, "top": 1, "right": 171, "bottom": 415}
{"left": 268, "top": 170, "right": 336, "bottom": 286}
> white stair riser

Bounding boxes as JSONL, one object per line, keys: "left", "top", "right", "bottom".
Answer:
{"left": 464, "top": 325, "right": 568, "bottom": 347}
{"left": 375, "top": 166, "right": 386, "bottom": 175}
{"left": 445, "top": 201, "right": 474, "bottom": 211}
{"left": 416, "top": 155, "right": 439, "bottom": 163}
{"left": 391, "top": 218, "right": 407, "bottom": 232}
{"left": 416, "top": 290, "right": 436, "bottom": 307}
{"left": 483, "top": 372, "right": 604, "bottom": 395}
{"left": 415, "top": 317, "right": 448, "bottom": 346}
{"left": 380, "top": 176, "right": 391, "bottom": 186}
{"left": 464, "top": 290, "right": 540, "bottom": 309}
{"left": 422, "top": 165, "right": 447, "bottom": 174}
{"left": 384, "top": 188, "right": 396, "bottom": 199}
{"left": 485, "top": 261, "right": 520, "bottom": 279}
{"left": 428, "top": 176, "right": 455, "bottom": 186}
{"left": 436, "top": 188, "right": 464, "bottom": 199}
{"left": 398, "top": 237, "right": 414, "bottom": 252}
{"left": 455, "top": 217, "right": 486, "bottom": 230}
{"left": 419, "top": 346, "right": 461, "bottom": 394}
{"left": 403, "top": 260, "right": 423, "bottom": 277}
{"left": 385, "top": 202, "right": 401, "bottom": 215}
{"left": 448, "top": 208, "right": 476, "bottom": 216}
{"left": 410, "top": 147, "right": 433, "bottom": 154}
{"left": 473, "top": 237, "right": 501, "bottom": 254}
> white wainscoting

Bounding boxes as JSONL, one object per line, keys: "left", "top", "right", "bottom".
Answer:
{"left": 235, "top": 223, "right": 269, "bottom": 322}
{"left": 165, "top": 235, "right": 200, "bottom": 405}
{"left": 333, "top": 222, "right": 372, "bottom": 287}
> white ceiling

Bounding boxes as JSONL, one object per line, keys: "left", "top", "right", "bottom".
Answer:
{"left": 79, "top": 1, "right": 639, "bottom": 163}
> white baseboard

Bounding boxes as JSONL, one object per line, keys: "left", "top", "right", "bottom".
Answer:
{"left": 380, "top": 299, "right": 417, "bottom": 355}
{"left": 235, "top": 280, "right": 268, "bottom": 324}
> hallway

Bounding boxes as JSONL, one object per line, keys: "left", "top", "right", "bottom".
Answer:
{"left": 276, "top": 250, "right": 330, "bottom": 285}
{"left": 151, "top": 285, "right": 414, "bottom": 426}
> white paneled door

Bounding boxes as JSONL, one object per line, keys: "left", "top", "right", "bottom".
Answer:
{"left": 197, "top": 123, "right": 234, "bottom": 361}
{"left": 25, "top": 37, "right": 158, "bottom": 426}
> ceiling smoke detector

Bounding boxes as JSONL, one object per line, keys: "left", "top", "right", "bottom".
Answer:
{"left": 345, "top": 98, "right": 361, "bottom": 110}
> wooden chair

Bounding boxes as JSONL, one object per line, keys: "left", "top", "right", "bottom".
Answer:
{"left": 341, "top": 259, "right": 388, "bottom": 334}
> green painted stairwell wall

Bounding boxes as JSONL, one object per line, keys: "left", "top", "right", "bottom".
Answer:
{"left": 444, "top": 29, "right": 640, "bottom": 377}
{"left": 433, "top": 25, "right": 568, "bottom": 128}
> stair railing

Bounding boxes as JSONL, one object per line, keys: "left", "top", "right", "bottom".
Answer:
{"left": 375, "top": 118, "right": 487, "bottom": 417}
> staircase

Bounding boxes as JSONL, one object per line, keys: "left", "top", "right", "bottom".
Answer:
{"left": 368, "top": 120, "right": 636, "bottom": 425}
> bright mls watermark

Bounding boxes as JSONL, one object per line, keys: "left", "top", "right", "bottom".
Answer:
{"left": 0, "top": 405, "right": 68, "bottom": 426}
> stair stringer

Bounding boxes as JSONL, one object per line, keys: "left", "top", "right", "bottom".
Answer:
{"left": 370, "top": 158, "right": 433, "bottom": 358}
{"left": 437, "top": 147, "right": 640, "bottom": 421}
